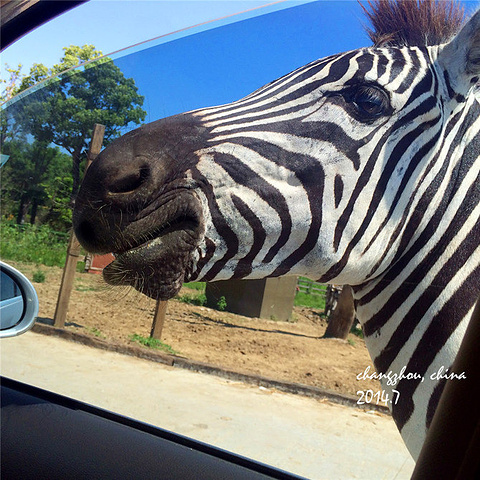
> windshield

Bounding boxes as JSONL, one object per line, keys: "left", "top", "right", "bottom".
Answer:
{"left": 0, "top": 2, "right": 415, "bottom": 478}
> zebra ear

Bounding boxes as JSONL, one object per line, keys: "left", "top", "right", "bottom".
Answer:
{"left": 437, "top": 9, "right": 480, "bottom": 94}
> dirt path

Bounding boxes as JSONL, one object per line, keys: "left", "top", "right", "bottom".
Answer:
{"left": 12, "top": 261, "right": 381, "bottom": 398}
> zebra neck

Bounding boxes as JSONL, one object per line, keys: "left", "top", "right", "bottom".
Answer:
{"left": 352, "top": 219, "right": 479, "bottom": 458}
{"left": 351, "top": 105, "right": 480, "bottom": 458}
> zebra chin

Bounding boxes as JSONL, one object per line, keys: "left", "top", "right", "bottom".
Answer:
{"left": 73, "top": 182, "right": 206, "bottom": 300}
{"left": 101, "top": 225, "right": 202, "bottom": 301}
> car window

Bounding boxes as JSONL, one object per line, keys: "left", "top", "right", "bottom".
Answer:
{"left": 1, "top": 2, "right": 416, "bottom": 478}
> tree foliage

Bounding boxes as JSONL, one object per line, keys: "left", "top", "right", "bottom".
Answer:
{"left": 0, "top": 63, "right": 23, "bottom": 102}
{"left": 1, "top": 140, "right": 71, "bottom": 227}
{"left": 1, "top": 45, "right": 147, "bottom": 227}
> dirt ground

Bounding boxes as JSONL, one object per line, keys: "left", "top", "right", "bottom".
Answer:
{"left": 10, "top": 260, "right": 381, "bottom": 398}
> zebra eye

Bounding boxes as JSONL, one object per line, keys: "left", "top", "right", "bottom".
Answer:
{"left": 347, "top": 84, "right": 391, "bottom": 120}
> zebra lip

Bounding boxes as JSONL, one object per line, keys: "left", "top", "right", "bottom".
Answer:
{"left": 109, "top": 216, "right": 201, "bottom": 260}
{"left": 111, "top": 191, "right": 203, "bottom": 257}
{"left": 101, "top": 212, "right": 202, "bottom": 297}
{"left": 99, "top": 191, "right": 204, "bottom": 299}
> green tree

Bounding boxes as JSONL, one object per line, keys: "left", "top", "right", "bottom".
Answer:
{"left": 0, "top": 63, "right": 24, "bottom": 103}
{"left": 41, "top": 173, "right": 74, "bottom": 230}
{"left": 11, "top": 44, "right": 146, "bottom": 198}
{"left": 1, "top": 140, "right": 70, "bottom": 225}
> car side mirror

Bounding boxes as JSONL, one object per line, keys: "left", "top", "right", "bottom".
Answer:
{"left": 0, "top": 262, "right": 39, "bottom": 338}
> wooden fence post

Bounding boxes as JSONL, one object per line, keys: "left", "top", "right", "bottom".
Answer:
{"left": 53, "top": 124, "right": 105, "bottom": 328}
{"left": 323, "top": 285, "right": 355, "bottom": 340}
{"left": 150, "top": 300, "right": 168, "bottom": 339}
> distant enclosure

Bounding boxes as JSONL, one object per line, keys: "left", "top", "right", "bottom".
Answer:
{"left": 296, "top": 277, "right": 327, "bottom": 296}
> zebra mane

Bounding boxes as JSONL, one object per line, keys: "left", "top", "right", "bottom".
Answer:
{"left": 361, "top": 0, "right": 466, "bottom": 47}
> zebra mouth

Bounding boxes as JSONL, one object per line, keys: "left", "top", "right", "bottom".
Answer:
{"left": 102, "top": 196, "right": 204, "bottom": 300}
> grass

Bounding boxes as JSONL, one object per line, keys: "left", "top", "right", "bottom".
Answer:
{"left": 294, "top": 291, "right": 326, "bottom": 310}
{"left": 176, "top": 292, "right": 228, "bottom": 312}
{"left": 89, "top": 327, "right": 106, "bottom": 338}
{"left": 130, "top": 333, "right": 178, "bottom": 354}
{"left": 351, "top": 325, "right": 364, "bottom": 339}
{"left": 177, "top": 282, "right": 208, "bottom": 307}
{"left": 1, "top": 221, "right": 68, "bottom": 267}
{"left": 176, "top": 293, "right": 207, "bottom": 306}
{"left": 183, "top": 282, "right": 206, "bottom": 291}
{"left": 75, "top": 285, "right": 100, "bottom": 292}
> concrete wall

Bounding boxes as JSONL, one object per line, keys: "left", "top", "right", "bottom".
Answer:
{"left": 205, "top": 277, "right": 298, "bottom": 321}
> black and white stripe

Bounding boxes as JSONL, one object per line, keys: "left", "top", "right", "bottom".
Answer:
{"left": 73, "top": 6, "right": 480, "bottom": 461}
{"left": 179, "top": 21, "right": 480, "bottom": 459}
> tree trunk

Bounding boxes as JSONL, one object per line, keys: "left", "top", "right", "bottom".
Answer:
{"left": 16, "top": 193, "right": 29, "bottom": 224}
{"left": 30, "top": 197, "right": 39, "bottom": 225}
{"left": 323, "top": 285, "right": 355, "bottom": 339}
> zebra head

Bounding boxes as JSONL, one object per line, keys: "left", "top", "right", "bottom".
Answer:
{"left": 73, "top": 4, "right": 480, "bottom": 459}
{"left": 74, "top": 7, "right": 480, "bottom": 300}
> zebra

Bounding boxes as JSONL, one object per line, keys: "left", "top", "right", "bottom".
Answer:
{"left": 73, "top": 0, "right": 480, "bottom": 460}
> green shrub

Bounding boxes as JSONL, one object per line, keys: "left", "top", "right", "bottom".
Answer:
{"left": 0, "top": 221, "right": 68, "bottom": 267}
{"left": 32, "top": 270, "right": 46, "bottom": 283}
{"left": 216, "top": 295, "right": 227, "bottom": 311}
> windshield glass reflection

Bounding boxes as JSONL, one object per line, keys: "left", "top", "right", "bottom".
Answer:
{"left": 0, "top": 3, "right": 415, "bottom": 478}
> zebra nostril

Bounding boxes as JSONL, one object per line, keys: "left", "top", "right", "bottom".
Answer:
{"left": 109, "top": 165, "right": 150, "bottom": 194}
{"left": 75, "top": 219, "right": 97, "bottom": 248}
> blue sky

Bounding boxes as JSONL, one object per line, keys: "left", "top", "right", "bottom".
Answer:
{"left": 4, "top": 0, "right": 478, "bottom": 124}
{"left": 2, "top": 1, "right": 279, "bottom": 74}
{"left": 2, "top": 0, "right": 372, "bottom": 123}
{"left": 110, "top": 1, "right": 369, "bottom": 121}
